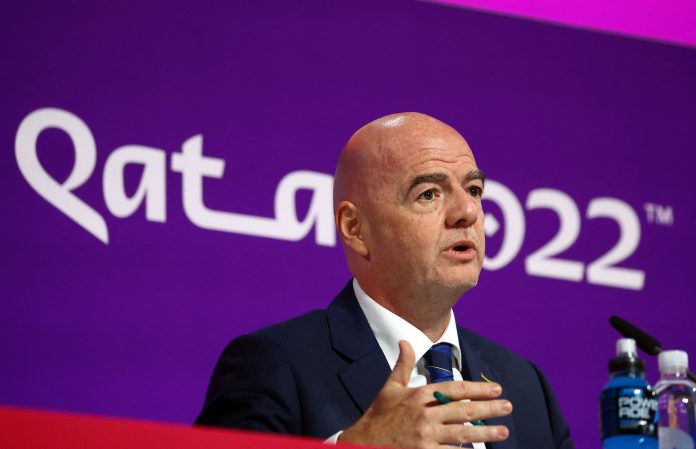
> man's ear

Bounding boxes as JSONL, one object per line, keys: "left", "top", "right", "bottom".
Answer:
{"left": 335, "top": 201, "right": 369, "bottom": 257}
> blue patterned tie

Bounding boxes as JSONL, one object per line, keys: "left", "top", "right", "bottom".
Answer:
{"left": 424, "top": 343, "right": 455, "bottom": 383}
{"left": 425, "top": 344, "right": 476, "bottom": 447}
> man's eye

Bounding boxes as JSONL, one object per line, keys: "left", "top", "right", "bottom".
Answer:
{"left": 469, "top": 186, "right": 483, "bottom": 198}
{"left": 419, "top": 190, "right": 436, "bottom": 201}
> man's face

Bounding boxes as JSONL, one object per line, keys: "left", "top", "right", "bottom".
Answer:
{"left": 360, "top": 125, "right": 485, "bottom": 296}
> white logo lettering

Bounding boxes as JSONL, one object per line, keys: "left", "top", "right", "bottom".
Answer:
{"left": 15, "top": 107, "right": 649, "bottom": 290}
{"left": 482, "top": 180, "right": 525, "bottom": 271}
{"left": 15, "top": 108, "right": 109, "bottom": 243}
{"left": 16, "top": 108, "right": 335, "bottom": 247}
{"left": 104, "top": 145, "right": 167, "bottom": 222}
{"left": 170, "top": 134, "right": 334, "bottom": 245}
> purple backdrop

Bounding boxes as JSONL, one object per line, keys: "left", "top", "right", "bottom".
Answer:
{"left": 2, "top": 1, "right": 695, "bottom": 448}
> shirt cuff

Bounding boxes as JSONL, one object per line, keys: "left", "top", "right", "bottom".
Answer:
{"left": 323, "top": 430, "right": 343, "bottom": 444}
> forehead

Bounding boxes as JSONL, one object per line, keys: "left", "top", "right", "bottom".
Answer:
{"left": 382, "top": 131, "right": 477, "bottom": 181}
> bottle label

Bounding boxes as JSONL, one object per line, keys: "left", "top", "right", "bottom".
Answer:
{"left": 601, "top": 386, "right": 658, "bottom": 438}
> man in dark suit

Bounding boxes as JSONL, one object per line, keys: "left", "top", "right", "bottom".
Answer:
{"left": 196, "top": 113, "right": 573, "bottom": 448}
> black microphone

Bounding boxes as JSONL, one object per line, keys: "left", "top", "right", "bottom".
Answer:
{"left": 609, "top": 315, "right": 696, "bottom": 383}
{"left": 609, "top": 316, "right": 662, "bottom": 355}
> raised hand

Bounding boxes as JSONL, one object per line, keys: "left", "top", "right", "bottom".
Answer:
{"left": 338, "top": 340, "right": 512, "bottom": 448}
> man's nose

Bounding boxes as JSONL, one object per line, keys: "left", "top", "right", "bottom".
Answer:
{"left": 445, "top": 187, "right": 480, "bottom": 228}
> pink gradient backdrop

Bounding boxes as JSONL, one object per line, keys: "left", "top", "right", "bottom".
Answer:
{"left": 430, "top": 0, "right": 696, "bottom": 47}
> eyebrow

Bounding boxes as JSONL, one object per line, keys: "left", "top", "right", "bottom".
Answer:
{"left": 466, "top": 169, "right": 486, "bottom": 185}
{"left": 407, "top": 169, "right": 486, "bottom": 194}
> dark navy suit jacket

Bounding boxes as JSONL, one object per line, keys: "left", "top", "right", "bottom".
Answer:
{"left": 196, "top": 283, "right": 573, "bottom": 448}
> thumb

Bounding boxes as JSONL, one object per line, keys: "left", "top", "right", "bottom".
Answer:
{"left": 388, "top": 340, "right": 416, "bottom": 387}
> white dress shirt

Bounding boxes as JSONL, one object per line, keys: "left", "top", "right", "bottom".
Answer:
{"left": 325, "top": 279, "right": 485, "bottom": 449}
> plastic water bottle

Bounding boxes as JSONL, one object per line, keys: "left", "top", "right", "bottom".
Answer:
{"left": 601, "top": 338, "right": 658, "bottom": 449}
{"left": 655, "top": 350, "right": 696, "bottom": 449}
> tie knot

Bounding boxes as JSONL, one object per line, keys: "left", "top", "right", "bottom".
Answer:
{"left": 424, "top": 343, "right": 454, "bottom": 383}
{"left": 429, "top": 343, "right": 453, "bottom": 357}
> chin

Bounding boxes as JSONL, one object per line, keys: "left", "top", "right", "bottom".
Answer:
{"left": 428, "top": 265, "right": 481, "bottom": 294}
{"left": 445, "top": 269, "right": 481, "bottom": 290}
{"left": 437, "top": 276, "right": 479, "bottom": 293}
{"left": 461, "top": 280, "right": 478, "bottom": 289}
{"left": 455, "top": 280, "right": 478, "bottom": 293}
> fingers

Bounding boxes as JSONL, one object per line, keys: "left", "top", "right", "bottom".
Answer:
{"left": 437, "top": 423, "right": 510, "bottom": 445}
{"left": 388, "top": 340, "right": 416, "bottom": 387}
{"left": 433, "top": 398, "right": 513, "bottom": 423}
{"left": 433, "top": 379, "right": 503, "bottom": 401}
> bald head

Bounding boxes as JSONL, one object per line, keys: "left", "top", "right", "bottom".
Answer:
{"left": 333, "top": 112, "right": 470, "bottom": 210}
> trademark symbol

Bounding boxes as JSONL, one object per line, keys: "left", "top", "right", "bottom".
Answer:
{"left": 643, "top": 203, "right": 674, "bottom": 226}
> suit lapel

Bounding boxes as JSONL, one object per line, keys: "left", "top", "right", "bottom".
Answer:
{"left": 458, "top": 329, "right": 518, "bottom": 449}
{"left": 338, "top": 350, "right": 391, "bottom": 412}
{"left": 327, "top": 282, "right": 391, "bottom": 413}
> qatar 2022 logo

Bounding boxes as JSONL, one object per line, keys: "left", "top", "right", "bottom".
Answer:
{"left": 15, "top": 107, "right": 660, "bottom": 291}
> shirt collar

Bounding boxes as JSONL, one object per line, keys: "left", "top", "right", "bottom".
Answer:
{"left": 352, "top": 278, "right": 462, "bottom": 371}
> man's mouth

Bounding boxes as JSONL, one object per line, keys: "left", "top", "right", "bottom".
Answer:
{"left": 449, "top": 241, "right": 476, "bottom": 252}
{"left": 443, "top": 241, "right": 478, "bottom": 262}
